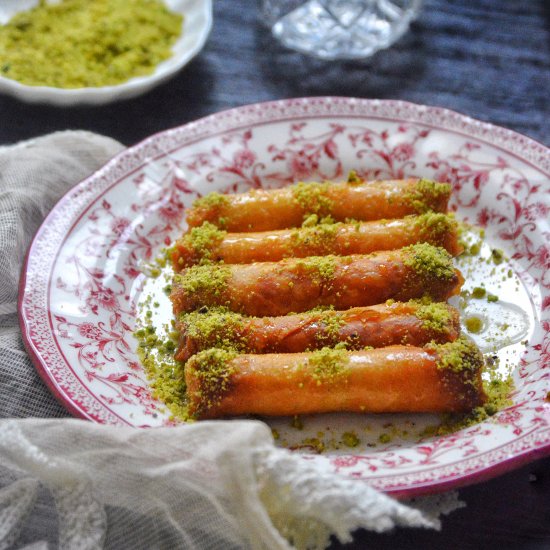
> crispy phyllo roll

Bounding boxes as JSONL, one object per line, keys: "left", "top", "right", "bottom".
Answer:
{"left": 170, "top": 243, "right": 463, "bottom": 317}
{"left": 185, "top": 178, "right": 451, "bottom": 232}
{"left": 171, "top": 213, "right": 462, "bottom": 270}
{"left": 185, "top": 338, "right": 486, "bottom": 419}
{"left": 175, "top": 301, "right": 460, "bottom": 362}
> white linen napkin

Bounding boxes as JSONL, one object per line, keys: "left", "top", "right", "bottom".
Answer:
{"left": 0, "top": 132, "right": 463, "bottom": 550}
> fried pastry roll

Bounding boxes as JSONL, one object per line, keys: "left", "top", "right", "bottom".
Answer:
{"left": 171, "top": 213, "right": 462, "bottom": 270}
{"left": 175, "top": 301, "right": 460, "bottom": 363}
{"left": 185, "top": 338, "right": 487, "bottom": 419}
{"left": 170, "top": 243, "right": 463, "bottom": 317}
{"left": 185, "top": 177, "right": 451, "bottom": 232}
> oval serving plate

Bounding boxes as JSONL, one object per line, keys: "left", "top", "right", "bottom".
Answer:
{"left": 19, "top": 98, "right": 550, "bottom": 497}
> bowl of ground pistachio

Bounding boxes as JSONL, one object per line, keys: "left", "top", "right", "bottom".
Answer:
{"left": 0, "top": 0, "right": 212, "bottom": 105}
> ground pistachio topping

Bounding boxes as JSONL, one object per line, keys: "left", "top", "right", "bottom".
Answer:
{"left": 0, "top": 0, "right": 182, "bottom": 88}
{"left": 305, "top": 304, "right": 336, "bottom": 313}
{"left": 188, "top": 348, "right": 238, "bottom": 414}
{"left": 291, "top": 181, "right": 333, "bottom": 216}
{"left": 307, "top": 347, "right": 349, "bottom": 384}
{"left": 413, "top": 212, "right": 457, "bottom": 241}
{"left": 193, "top": 191, "right": 229, "bottom": 210}
{"left": 301, "top": 213, "right": 320, "bottom": 227}
{"left": 175, "top": 264, "right": 230, "bottom": 296}
{"left": 316, "top": 310, "right": 346, "bottom": 343}
{"left": 180, "top": 307, "right": 247, "bottom": 351}
{"left": 180, "top": 222, "right": 226, "bottom": 263}
{"left": 427, "top": 336, "right": 484, "bottom": 373}
{"left": 297, "top": 255, "right": 338, "bottom": 283}
{"left": 289, "top": 221, "right": 340, "bottom": 253}
{"left": 403, "top": 243, "right": 455, "bottom": 281}
{"left": 422, "top": 374, "right": 514, "bottom": 436}
{"left": 404, "top": 179, "right": 451, "bottom": 213}
{"left": 415, "top": 301, "right": 455, "bottom": 335}
{"left": 135, "top": 322, "right": 189, "bottom": 421}
{"left": 191, "top": 192, "right": 230, "bottom": 227}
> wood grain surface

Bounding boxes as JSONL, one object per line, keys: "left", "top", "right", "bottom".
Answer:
{"left": 1, "top": 1, "right": 548, "bottom": 548}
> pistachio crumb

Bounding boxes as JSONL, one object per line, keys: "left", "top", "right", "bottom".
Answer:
{"left": 404, "top": 179, "right": 451, "bottom": 213}
{"left": 415, "top": 301, "right": 454, "bottom": 335}
{"left": 491, "top": 249, "right": 504, "bottom": 265}
{"left": 187, "top": 348, "right": 238, "bottom": 415}
{"left": 182, "top": 222, "right": 226, "bottom": 262}
{"left": 298, "top": 255, "right": 337, "bottom": 283}
{"left": 342, "top": 431, "right": 360, "bottom": 447}
{"left": 292, "top": 181, "right": 333, "bottom": 216}
{"left": 175, "top": 264, "right": 230, "bottom": 296}
{"left": 308, "top": 347, "right": 349, "bottom": 383}
{"left": 346, "top": 170, "right": 363, "bottom": 185}
{"left": 414, "top": 212, "right": 456, "bottom": 241}
{"left": 427, "top": 337, "right": 484, "bottom": 373}
{"left": 179, "top": 307, "right": 247, "bottom": 352}
{"left": 291, "top": 415, "right": 304, "bottom": 430}
{"left": 403, "top": 243, "right": 455, "bottom": 281}
{"left": 465, "top": 316, "right": 484, "bottom": 334}
{"left": 471, "top": 287, "right": 486, "bottom": 299}
{"left": 193, "top": 191, "right": 229, "bottom": 210}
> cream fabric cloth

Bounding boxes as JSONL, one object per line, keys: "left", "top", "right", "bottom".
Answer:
{"left": 0, "top": 132, "right": 463, "bottom": 549}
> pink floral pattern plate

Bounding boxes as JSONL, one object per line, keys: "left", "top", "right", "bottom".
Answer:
{"left": 19, "top": 98, "right": 550, "bottom": 497}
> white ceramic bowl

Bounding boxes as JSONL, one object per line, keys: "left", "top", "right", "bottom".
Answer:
{"left": 0, "top": 0, "right": 212, "bottom": 106}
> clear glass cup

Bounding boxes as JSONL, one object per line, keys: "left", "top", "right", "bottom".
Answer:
{"left": 261, "top": 0, "right": 423, "bottom": 60}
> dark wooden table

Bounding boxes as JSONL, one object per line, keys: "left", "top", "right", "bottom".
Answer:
{"left": 2, "top": 1, "right": 549, "bottom": 548}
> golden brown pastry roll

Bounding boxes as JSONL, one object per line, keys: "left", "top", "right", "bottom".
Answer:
{"left": 171, "top": 213, "right": 462, "bottom": 270}
{"left": 170, "top": 244, "right": 463, "bottom": 317}
{"left": 185, "top": 338, "right": 486, "bottom": 419}
{"left": 185, "top": 178, "right": 451, "bottom": 232}
{"left": 175, "top": 301, "right": 460, "bottom": 363}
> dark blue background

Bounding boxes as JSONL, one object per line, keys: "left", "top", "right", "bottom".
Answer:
{"left": 1, "top": 0, "right": 548, "bottom": 147}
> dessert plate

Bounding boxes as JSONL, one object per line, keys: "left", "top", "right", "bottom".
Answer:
{"left": 19, "top": 98, "right": 550, "bottom": 496}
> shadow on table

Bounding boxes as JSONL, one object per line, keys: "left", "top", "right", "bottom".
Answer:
{"left": 328, "top": 456, "right": 550, "bottom": 549}
{"left": 254, "top": 22, "right": 427, "bottom": 99}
